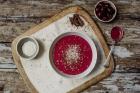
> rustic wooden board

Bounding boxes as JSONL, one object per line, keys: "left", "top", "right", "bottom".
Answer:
{"left": 0, "top": 0, "right": 140, "bottom": 92}
{"left": 11, "top": 6, "right": 114, "bottom": 93}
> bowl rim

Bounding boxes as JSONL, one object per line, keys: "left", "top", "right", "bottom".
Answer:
{"left": 16, "top": 36, "right": 39, "bottom": 60}
{"left": 49, "top": 32, "right": 97, "bottom": 78}
{"left": 94, "top": 0, "right": 117, "bottom": 22}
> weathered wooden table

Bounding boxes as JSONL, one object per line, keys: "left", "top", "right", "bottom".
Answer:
{"left": 0, "top": 0, "right": 139, "bottom": 93}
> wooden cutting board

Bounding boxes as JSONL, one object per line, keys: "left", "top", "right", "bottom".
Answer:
{"left": 12, "top": 6, "right": 114, "bottom": 93}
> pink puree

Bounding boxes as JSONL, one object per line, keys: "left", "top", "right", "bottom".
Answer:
{"left": 111, "top": 26, "right": 123, "bottom": 42}
{"left": 53, "top": 35, "right": 92, "bottom": 75}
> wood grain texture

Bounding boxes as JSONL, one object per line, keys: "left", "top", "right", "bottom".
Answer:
{"left": 0, "top": 0, "right": 139, "bottom": 17}
{"left": 0, "top": 17, "right": 140, "bottom": 43}
{"left": 0, "top": 72, "right": 139, "bottom": 93}
{"left": 0, "top": 72, "right": 30, "bottom": 93}
{"left": 0, "top": 0, "right": 139, "bottom": 93}
{"left": 82, "top": 73, "right": 140, "bottom": 93}
{"left": 0, "top": 0, "right": 139, "bottom": 42}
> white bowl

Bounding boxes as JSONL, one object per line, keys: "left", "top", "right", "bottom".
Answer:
{"left": 49, "top": 32, "right": 97, "bottom": 78}
{"left": 94, "top": 0, "right": 117, "bottom": 22}
{"left": 16, "top": 36, "right": 39, "bottom": 60}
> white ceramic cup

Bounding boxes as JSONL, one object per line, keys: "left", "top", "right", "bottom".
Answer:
{"left": 16, "top": 36, "right": 39, "bottom": 60}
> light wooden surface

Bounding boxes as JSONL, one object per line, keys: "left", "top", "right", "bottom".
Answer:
{"left": 0, "top": 0, "right": 140, "bottom": 93}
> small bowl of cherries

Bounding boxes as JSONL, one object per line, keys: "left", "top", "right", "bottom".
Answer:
{"left": 94, "top": 0, "right": 117, "bottom": 22}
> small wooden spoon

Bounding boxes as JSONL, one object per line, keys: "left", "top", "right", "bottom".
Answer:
{"left": 104, "top": 26, "right": 124, "bottom": 68}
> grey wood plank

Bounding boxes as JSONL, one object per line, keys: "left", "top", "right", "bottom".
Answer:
{"left": 82, "top": 73, "right": 140, "bottom": 93}
{"left": 0, "top": 18, "right": 140, "bottom": 43}
{"left": 0, "top": 72, "right": 139, "bottom": 93}
{"left": 0, "top": 1, "right": 139, "bottom": 43}
{"left": 0, "top": 0, "right": 139, "bottom": 17}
